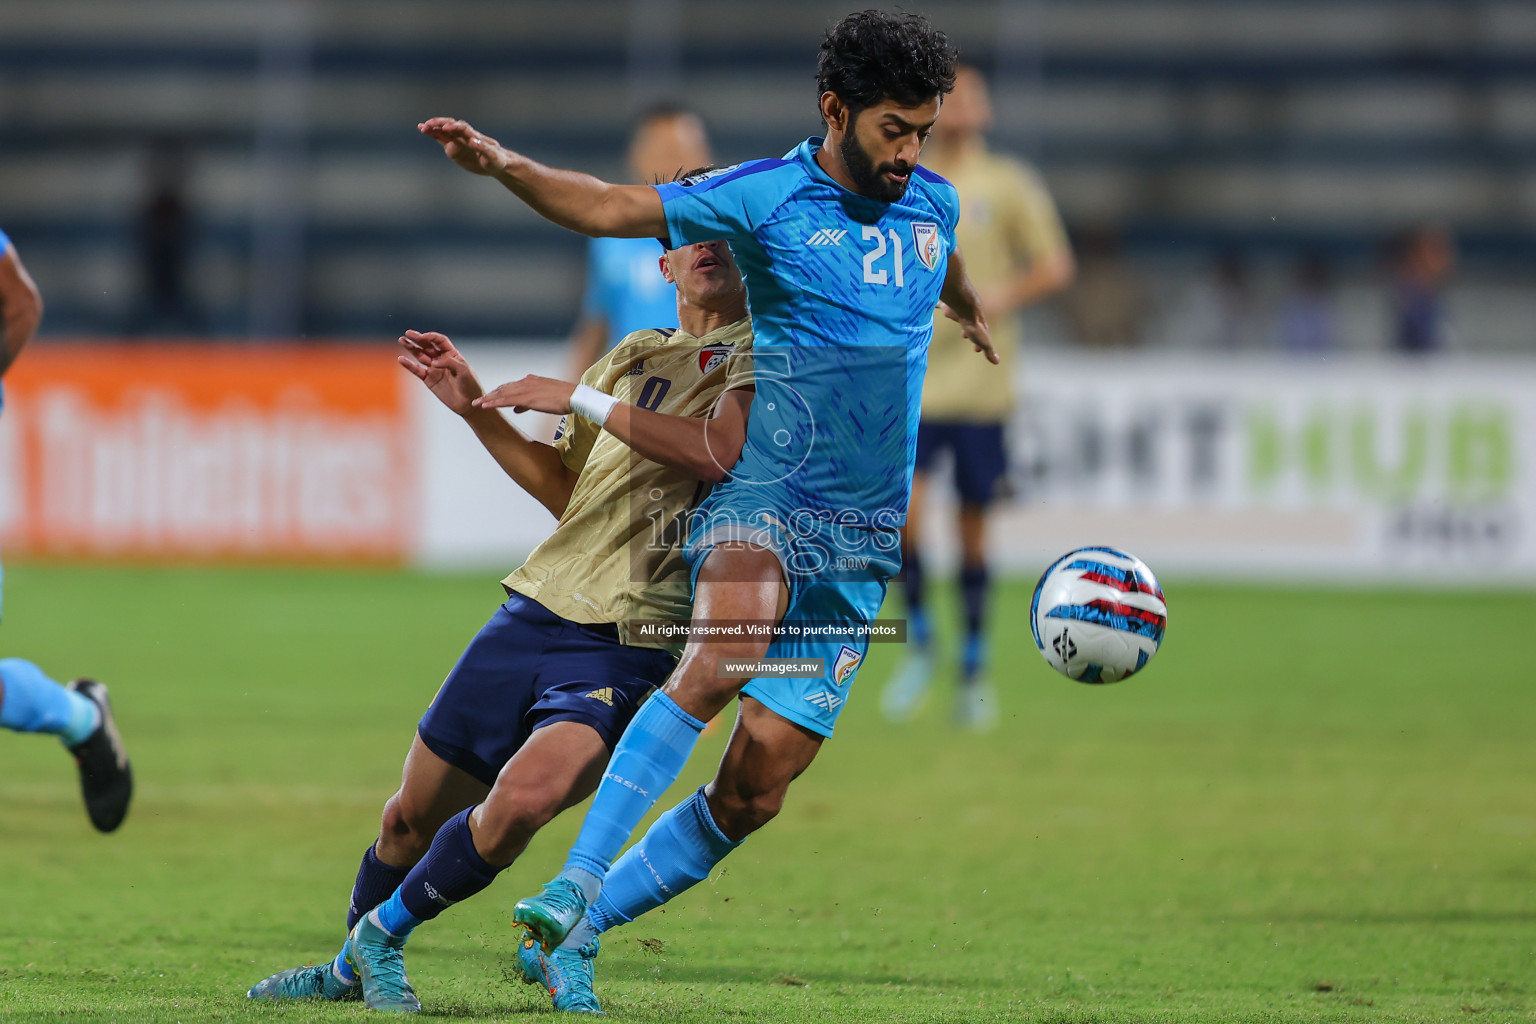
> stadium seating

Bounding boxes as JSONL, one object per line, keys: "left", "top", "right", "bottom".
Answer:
{"left": 2, "top": 0, "right": 1533, "bottom": 346}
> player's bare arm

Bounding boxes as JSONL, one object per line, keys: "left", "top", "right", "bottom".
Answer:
{"left": 475, "top": 375, "right": 753, "bottom": 484}
{"left": 938, "top": 248, "right": 997, "bottom": 363}
{"left": 0, "top": 244, "right": 43, "bottom": 379}
{"left": 419, "top": 118, "right": 667, "bottom": 239}
{"left": 398, "top": 330, "right": 578, "bottom": 517}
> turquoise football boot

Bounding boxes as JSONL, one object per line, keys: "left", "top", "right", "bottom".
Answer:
{"left": 246, "top": 957, "right": 360, "bottom": 1002}
{"left": 516, "top": 932, "right": 603, "bottom": 1014}
{"left": 349, "top": 913, "right": 421, "bottom": 1012}
{"left": 953, "top": 677, "right": 999, "bottom": 732}
{"left": 513, "top": 877, "right": 589, "bottom": 951}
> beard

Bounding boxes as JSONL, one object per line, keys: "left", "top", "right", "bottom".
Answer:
{"left": 839, "top": 126, "right": 911, "bottom": 203}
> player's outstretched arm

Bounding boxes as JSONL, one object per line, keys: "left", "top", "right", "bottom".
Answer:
{"left": 938, "top": 248, "right": 999, "bottom": 365}
{"left": 606, "top": 386, "right": 754, "bottom": 482}
{"left": 398, "top": 331, "right": 578, "bottom": 517}
{"left": 474, "top": 377, "right": 753, "bottom": 483}
{"left": 419, "top": 118, "right": 668, "bottom": 239}
{"left": 0, "top": 242, "right": 43, "bottom": 380}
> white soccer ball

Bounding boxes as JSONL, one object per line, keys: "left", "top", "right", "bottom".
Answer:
{"left": 1030, "top": 546, "right": 1167, "bottom": 684}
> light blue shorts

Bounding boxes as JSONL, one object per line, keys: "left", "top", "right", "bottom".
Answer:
{"left": 684, "top": 504, "right": 897, "bottom": 737}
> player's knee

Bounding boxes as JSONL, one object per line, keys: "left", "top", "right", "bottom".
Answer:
{"left": 474, "top": 785, "right": 562, "bottom": 862}
{"left": 668, "top": 644, "right": 758, "bottom": 709}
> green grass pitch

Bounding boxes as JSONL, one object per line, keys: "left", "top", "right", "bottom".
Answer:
{"left": 0, "top": 565, "right": 1532, "bottom": 1023}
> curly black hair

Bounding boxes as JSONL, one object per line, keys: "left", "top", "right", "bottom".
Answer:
{"left": 816, "top": 10, "right": 959, "bottom": 119}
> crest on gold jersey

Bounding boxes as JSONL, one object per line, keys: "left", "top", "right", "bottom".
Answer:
{"left": 911, "top": 222, "right": 942, "bottom": 271}
{"left": 698, "top": 345, "right": 734, "bottom": 374}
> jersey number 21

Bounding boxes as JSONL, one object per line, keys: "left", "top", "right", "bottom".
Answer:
{"left": 861, "top": 226, "right": 905, "bottom": 288}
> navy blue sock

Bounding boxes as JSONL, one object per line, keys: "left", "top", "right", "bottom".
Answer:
{"left": 347, "top": 843, "right": 412, "bottom": 932}
{"left": 959, "top": 563, "right": 991, "bottom": 680}
{"left": 902, "top": 548, "right": 930, "bottom": 649}
{"left": 392, "top": 807, "right": 503, "bottom": 931}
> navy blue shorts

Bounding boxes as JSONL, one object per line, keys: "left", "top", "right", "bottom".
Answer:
{"left": 416, "top": 593, "right": 676, "bottom": 787}
{"left": 914, "top": 420, "right": 1010, "bottom": 506}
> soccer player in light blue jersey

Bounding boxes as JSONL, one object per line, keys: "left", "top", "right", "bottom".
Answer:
{"left": 564, "top": 105, "right": 713, "bottom": 380}
{"left": 0, "top": 228, "right": 133, "bottom": 834}
{"left": 421, "top": 10, "right": 993, "bottom": 1012}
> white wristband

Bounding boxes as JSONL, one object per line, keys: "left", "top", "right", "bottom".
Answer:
{"left": 570, "top": 384, "right": 620, "bottom": 426}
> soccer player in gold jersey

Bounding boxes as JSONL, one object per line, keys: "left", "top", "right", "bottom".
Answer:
{"left": 247, "top": 235, "right": 753, "bottom": 1012}
{"left": 881, "top": 65, "right": 1075, "bottom": 729}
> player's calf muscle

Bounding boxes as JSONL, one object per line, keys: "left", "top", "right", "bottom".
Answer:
{"left": 378, "top": 792, "right": 446, "bottom": 862}
{"left": 471, "top": 775, "right": 590, "bottom": 864}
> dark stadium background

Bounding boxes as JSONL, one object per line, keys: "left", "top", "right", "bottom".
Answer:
{"left": 3, "top": 0, "right": 1532, "bottom": 348}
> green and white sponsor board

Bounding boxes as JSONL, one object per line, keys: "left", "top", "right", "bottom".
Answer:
{"left": 974, "top": 352, "right": 1531, "bottom": 582}
{"left": 413, "top": 345, "right": 1534, "bottom": 582}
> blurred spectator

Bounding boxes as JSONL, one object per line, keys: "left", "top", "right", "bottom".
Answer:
{"left": 1276, "top": 251, "right": 1338, "bottom": 353}
{"left": 128, "top": 138, "right": 202, "bottom": 336}
{"left": 1390, "top": 226, "right": 1455, "bottom": 354}
{"left": 1059, "top": 226, "right": 1152, "bottom": 347}
{"left": 1182, "top": 248, "right": 1259, "bottom": 350}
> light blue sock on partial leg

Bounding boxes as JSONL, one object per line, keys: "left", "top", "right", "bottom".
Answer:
{"left": 370, "top": 890, "right": 423, "bottom": 941}
{"left": 560, "top": 786, "right": 741, "bottom": 950}
{"left": 560, "top": 692, "right": 707, "bottom": 890}
{"left": 0, "top": 658, "right": 98, "bottom": 746}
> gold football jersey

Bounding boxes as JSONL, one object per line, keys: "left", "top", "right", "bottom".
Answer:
{"left": 502, "top": 316, "right": 753, "bottom": 650}
{"left": 921, "top": 146, "right": 1069, "bottom": 422}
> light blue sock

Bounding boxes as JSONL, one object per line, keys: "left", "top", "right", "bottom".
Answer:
{"left": 962, "top": 634, "right": 986, "bottom": 682}
{"left": 909, "top": 608, "right": 932, "bottom": 650}
{"left": 370, "top": 891, "right": 422, "bottom": 941}
{"left": 560, "top": 786, "right": 740, "bottom": 950}
{"left": 0, "top": 658, "right": 98, "bottom": 745}
{"left": 562, "top": 692, "right": 706, "bottom": 882}
{"left": 331, "top": 947, "right": 357, "bottom": 985}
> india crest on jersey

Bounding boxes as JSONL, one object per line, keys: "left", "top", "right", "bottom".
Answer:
{"left": 911, "top": 222, "right": 942, "bottom": 271}
{"left": 832, "top": 645, "right": 862, "bottom": 687}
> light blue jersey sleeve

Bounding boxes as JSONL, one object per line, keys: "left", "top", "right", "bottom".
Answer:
{"left": 652, "top": 160, "right": 800, "bottom": 249}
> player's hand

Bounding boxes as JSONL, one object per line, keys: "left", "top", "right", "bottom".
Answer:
{"left": 474, "top": 375, "right": 578, "bottom": 415}
{"left": 418, "top": 117, "right": 512, "bottom": 177}
{"left": 940, "top": 302, "right": 999, "bottom": 364}
{"left": 397, "top": 330, "right": 484, "bottom": 416}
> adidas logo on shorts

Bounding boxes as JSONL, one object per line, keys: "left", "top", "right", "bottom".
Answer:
{"left": 584, "top": 687, "right": 614, "bottom": 706}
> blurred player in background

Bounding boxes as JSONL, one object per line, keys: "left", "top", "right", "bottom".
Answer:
{"left": 564, "top": 105, "right": 712, "bottom": 380}
{"left": 422, "top": 8, "right": 993, "bottom": 1013}
{"left": 248, "top": 235, "right": 753, "bottom": 1013}
{"left": 0, "top": 228, "right": 133, "bottom": 832}
{"left": 881, "top": 65, "right": 1075, "bottom": 730}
